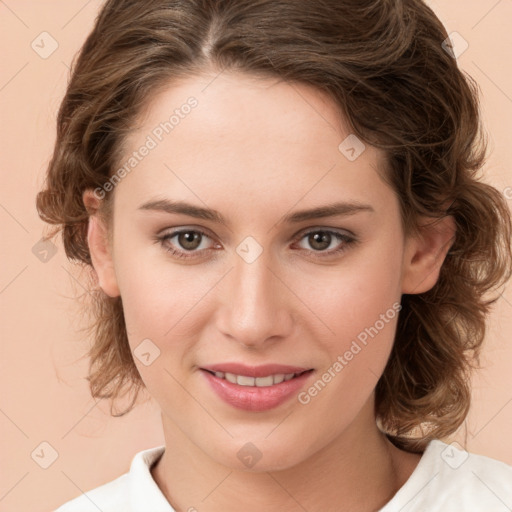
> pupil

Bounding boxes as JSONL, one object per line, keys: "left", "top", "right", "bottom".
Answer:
{"left": 310, "top": 232, "right": 330, "bottom": 251}
{"left": 179, "top": 231, "right": 200, "bottom": 250}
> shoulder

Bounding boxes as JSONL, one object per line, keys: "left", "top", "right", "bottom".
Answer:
{"left": 381, "top": 440, "right": 512, "bottom": 512}
{"left": 53, "top": 445, "right": 170, "bottom": 512}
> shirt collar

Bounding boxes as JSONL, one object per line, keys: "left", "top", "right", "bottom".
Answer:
{"left": 128, "top": 445, "right": 176, "bottom": 511}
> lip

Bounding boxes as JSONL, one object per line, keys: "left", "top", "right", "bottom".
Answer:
{"left": 201, "top": 363, "right": 310, "bottom": 378}
{"left": 200, "top": 364, "right": 314, "bottom": 412}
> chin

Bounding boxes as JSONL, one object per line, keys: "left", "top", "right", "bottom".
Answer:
{"left": 203, "top": 434, "right": 315, "bottom": 474}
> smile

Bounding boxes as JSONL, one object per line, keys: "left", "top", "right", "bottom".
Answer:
{"left": 200, "top": 367, "right": 315, "bottom": 411}
{"left": 204, "top": 370, "right": 309, "bottom": 387}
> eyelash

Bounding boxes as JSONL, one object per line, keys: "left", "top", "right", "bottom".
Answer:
{"left": 155, "top": 227, "right": 357, "bottom": 261}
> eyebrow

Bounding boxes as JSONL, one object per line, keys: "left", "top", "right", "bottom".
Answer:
{"left": 137, "top": 198, "right": 374, "bottom": 226}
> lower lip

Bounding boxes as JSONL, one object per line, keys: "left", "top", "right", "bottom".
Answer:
{"left": 201, "top": 369, "right": 314, "bottom": 412}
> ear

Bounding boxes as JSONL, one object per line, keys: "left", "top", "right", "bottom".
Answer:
{"left": 401, "top": 215, "right": 456, "bottom": 294}
{"left": 83, "top": 189, "right": 120, "bottom": 297}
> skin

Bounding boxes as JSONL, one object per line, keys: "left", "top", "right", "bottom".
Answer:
{"left": 84, "top": 70, "right": 455, "bottom": 512}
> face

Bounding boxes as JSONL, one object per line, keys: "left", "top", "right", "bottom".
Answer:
{"left": 87, "top": 71, "right": 449, "bottom": 471}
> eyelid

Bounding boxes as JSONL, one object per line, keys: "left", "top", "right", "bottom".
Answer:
{"left": 158, "top": 225, "right": 217, "bottom": 243}
{"left": 293, "top": 225, "right": 356, "bottom": 239}
{"left": 291, "top": 227, "right": 356, "bottom": 256}
{"left": 157, "top": 225, "right": 357, "bottom": 260}
{"left": 158, "top": 225, "right": 354, "bottom": 245}
{"left": 156, "top": 227, "right": 219, "bottom": 260}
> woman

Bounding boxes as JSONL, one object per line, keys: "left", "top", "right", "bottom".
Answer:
{"left": 37, "top": 0, "right": 512, "bottom": 510}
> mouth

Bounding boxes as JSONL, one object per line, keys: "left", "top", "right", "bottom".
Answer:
{"left": 201, "top": 369, "right": 313, "bottom": 387}
{"left": 199, "top": 364, "right": 315, "bottom": 411}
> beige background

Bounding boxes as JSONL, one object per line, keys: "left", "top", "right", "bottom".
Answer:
{"left": 1, "top": 1, "right": 511, "bottom": 511}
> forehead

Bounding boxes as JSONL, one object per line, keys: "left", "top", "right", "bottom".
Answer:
{"left": 115, "top": 71, "right": 390, "bottom": 212}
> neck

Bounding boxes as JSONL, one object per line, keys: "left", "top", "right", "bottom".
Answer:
{"left": 151, "top": 401, "right": 421, "bottom": 512}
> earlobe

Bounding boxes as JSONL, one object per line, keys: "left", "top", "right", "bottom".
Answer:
{"left": 83, "top": 190, "right": 120, "bottom": 298}
{"left": 401, "top": 215, "right": 456, "bottom": 295}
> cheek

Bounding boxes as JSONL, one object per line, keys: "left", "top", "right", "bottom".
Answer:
{"left": 312, "top": 243, "right": 402, "bottom": 338}
{"left": 113, "top": 253, "right": 207, "bottom": 407}
{"left": 294, "top": 251, "right": 402, "bottom": 430}
{"left": 112, "top": 241, "right": 209, "bottom": 354}
{"left": 296, "top": 238, "right": 403, "bottom": 397}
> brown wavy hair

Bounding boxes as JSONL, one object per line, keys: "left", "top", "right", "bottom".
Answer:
{"left": 36, "top": 0, "right": 512, "bottom": 453}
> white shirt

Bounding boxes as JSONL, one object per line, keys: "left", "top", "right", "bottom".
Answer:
{"left": 54, "top": 439, "right": 512, "bottom": 511}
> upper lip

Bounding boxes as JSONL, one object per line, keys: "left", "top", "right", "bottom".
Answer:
{"left": 201, "top": 363, "right": 312, "bottom": 378}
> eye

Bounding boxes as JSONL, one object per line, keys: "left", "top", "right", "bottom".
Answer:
{"left": 156, "top": 227, "right": 357, "bottom": 261}
{"left": 293, "top": 229, "right": 356, "bottom": 258}
{"left": 157, "top": 228, "right": 218, "bottom": 260}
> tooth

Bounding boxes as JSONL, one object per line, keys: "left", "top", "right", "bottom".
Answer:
{"left": 237, "top": 375, "right": 255, "bottom": 386}
{"left": 255, "top": 375, "right": 274, "bottom": 387}
{"left": 225, "top": 372, "right": 237, "bottom": 384}
{"left": 273, "top": 374, "right": 285, "bottom": 384}
{"left": 220, "top": 372, "right": 299, "bottom": 385}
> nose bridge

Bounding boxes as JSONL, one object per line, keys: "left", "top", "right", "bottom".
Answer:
{"left": 217, "top": 247, "right": 292, "bottom": 347}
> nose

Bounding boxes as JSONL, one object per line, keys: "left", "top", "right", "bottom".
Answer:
{"left": 215, "top": 249, "right": 294, "bottom": 349}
